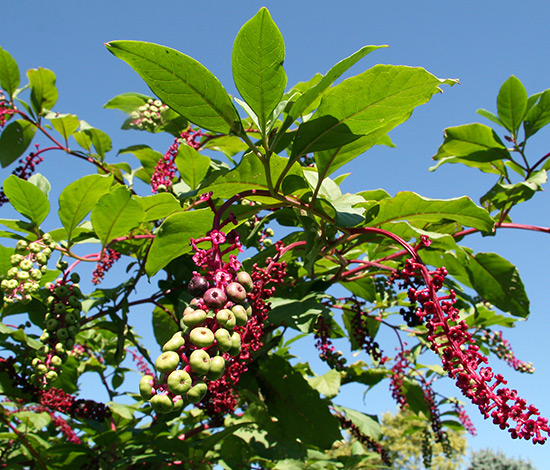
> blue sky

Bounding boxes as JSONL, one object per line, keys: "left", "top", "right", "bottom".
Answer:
{"left": 2, "top": 0, "right": 550, "bottom": 466}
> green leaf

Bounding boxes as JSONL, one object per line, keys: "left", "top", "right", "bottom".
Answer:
{"left": 152, "top": 303, "right": 179, "bottom": 349}
{"left": 118, "top": 145, "right": 162, "bottom": 184}
{"left": 0, "top": 322, "right": 42, "bottom": 350}
{"left": 293, "top": 65, "right": 457, "bottom": 173}
{"left": 90, "top": 186, "right": 144, "bottom": 245}
{"left": 480, "top": 169, "right": 546, "bottom": 213}
{"left": 27, "top": 173, "right": 50, "bottom": 197}
{"left": 45, "top": 112, "right": 79, "bottom": 140}
{"left": 259, "top": 354, "right": 341, "bottom": 449}
{"left": 365, "top": 191, "right": 494, "bottom": 233}
{"left": 497, "top": 75, "right": 528, "bottom": 136}
{"left": 80, "top": 123, "right": 112, "bottom": 159}
{"left": 174, "top": 145, "right": 210, "bottom": 190}
{"left": 3, "top": 175, "right": 49, "bottom": 225}
{"left": 431, "top": 123, "right": 511, "bottom": 175}
{"left": 103, "top": 92, "right": 150, "bottom": 113}
{"left": 269, "top": 296, "right": 332, "bottom": 333}
{"left": 401, "top": 380, "right": 430, "bottom": 415}
{"left": 12, "top": 411, "right": 51, "bottom": 430}
{"left": 106, "top": 40, "right": 242, "bottom": 133}
{"left": 285, "top": 45, "right": 386, "bottom": 128}
{"left": 463, "top": 250, "right": 529, "bottom": 318}
{"left": 138, "top": 192, "right": 182, "bottom": 221}
{"left": 342, "top": 276, "right": 376, "bottom": 302}
{"left": 307, "top": 369, "right": 341, "bottom": 398}
{"left": 232, "top": 7, "right": 287, "bottom": 132}
{"left": 201, "top": 152, "right": 302, "bottom": 199}
{"left": 58, "top": 174, "right": 114, "bottom": 241}
{"left": 0, "top": 120, "right": 37, "bottom": 168}
{"left": 524, "top": 89, "right": 550, "bottom": 139}
{"left": 476, "top": 108, "right": 505, "bottom": 128}
{"left": 27, "top": 67, "right": 58, "bottom": 113}
{"left": 333, "top": 405, "right": 381, "bottom": 440}
{"left": 0, "top": 46, "right": 20, "bottom": 98}
{"left": 145, "top": 209, "right": 214, "bottom": 276}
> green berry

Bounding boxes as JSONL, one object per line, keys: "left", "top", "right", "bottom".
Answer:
{"left": 70, "top": 272, "right": 80, "bottom": 283}
{"left": 28, "top": 242, "right": 41, "bottom": 253}
{"left": 216, "top": 309, "right": 236, "bottom": 329}
{"left": 56, "top": 260, "right": 68, "bottom": 271}
{"left": 50, "top": 355, "right": 63, "bottom": 367}
{"left": 16, "top": 240, "right": 28, "bottom": 252}
{"left": 35, "top": 253, "right": 48, "bottom": 265}
{"left": 30, "top": 269, "right": 42, "bottom": 281}
{"left": 167, "top": 369, "right": 193, "bottom": 395}
{"left": 189, "top": 327, "right": 215, "bottom": 348}
{"left": 182, "top": 307, "right": 207, "bottom": 327}
{"left": 54, "top": 303, "right": 66, "bottom": 314}
{"left": 189, "top": 349, "right": 211, "bottom": 376}
{"left": 46, "top": 370, "right": 58, "bottom": 381}
{"left": 16, "top": 270, "right": 29, "bottom": 281}
{"left": 150, "top": 394, "right": 174, "bottom": 413}
{"left": 139, "top": 375, "right": 155, "bottom": 400}
{"left": 57, "top": 328, "right": 69, "bottom": 341}
{"left": 155, "top": 351, "right": 180, "bottom": 374}
{"left": 207, "top": 356, "right": 226, "bottom": 381}
{"left": 19, "top": 259, "right": 33, "bottom": 271}
{"left": 162, "top": 331, "right": 185, "bottom": 352}
{"left": 214, "top": 328, "right": 232, "bottom": 352}
{"left": 228, "top": 332, "right": 242, "bottom": 357}
{"left": 46, "top": 319, "right": 59, "bottom": 331}
{"left": 186, "top": 381, "right": 207, "bottom": 404}
{"left": 10, "top": 254, "right": 23, "bottom": 266}
{"left": 7, "top": 267, "right": 18, "bottom": 279}
{"left": 55, "top": 285, "right": 70, "bottom": 298}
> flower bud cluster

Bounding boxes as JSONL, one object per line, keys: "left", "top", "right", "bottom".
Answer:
{"left": 480, "top": 329, "right": 535, "bottom": 374}
{"left": 139, "top": 270, "right": 254, "bottom": 414}
{"left": 1, "top": 236, "right": 56, "bottom": 304}
{"left": 128, "top": 99, "right": 168, "bottom": 131}
{"left": 0, "top": 93, "right": 14, "bottom": 128}
{"left": 31, "top": 275, "right": 84, "bottom": 389}
{"left": 398, "top": 259, "right": 549, "bottom": 444}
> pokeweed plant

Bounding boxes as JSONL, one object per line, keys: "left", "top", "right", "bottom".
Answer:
{"left": 0, "top": 7, "right": 549, "bottom": 469}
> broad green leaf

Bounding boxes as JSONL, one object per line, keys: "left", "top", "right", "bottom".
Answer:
{"left": 103, "top": 92, "right": 150, "bottom": 113}
{"left": 480, "top": 169, "right": 546, "bottom": 213}
{"left": 496, "top": 75, "right": 527, "bottom": 136}
{"left": 307, "top": 369, "right": 341, "bottom": 398}
{"left": 203, "top": 135, "right": 248, "bottom": 157}
{"left": 3, "top": 175, "right": 49, "bottom": 225}
{"left": 285, "top": 45, "right": 386, "bottom": 127}
{"left": 365, "top": 192, "right": 494, "bottom": 232}
{"left": 463, "top": 250, "right": 529, "bottom": 318}
{"left": 524, "top": 89, "right": 550, "bottom": 139}
{"left": 0, "top": 322, "right": 42, "bottom": 350}
{"left": 27, "top": 173, "right": 50, "bottom": 197}
{"left": 138, "top": 192, "right": 182, "bottom": 221}
{"left": 333, "top": 405, "right": 381, "bottom": 440}
{"left": 174, "top": 145, "right": 210, "bottom": 190}
{"left": 12, "top": 411, "right": 51, "bottom": 430}
{"left": 431, "top": 123, "right": 511, "bottom": 172}
{"left": 0, "top": 245, "right": 12, "bottom": 276}
{"left": 402, "top": 380, "right": 430, "bottom": 415}
{"left": 342, "top": 276, "right": 376, "bottom": 302}
{"left": 27, "top": 67, "right": 58, "bottom": 113}
{"left": 269, "top": 296, "right": 332, "bottom": 333}
{"left": 259, "top": 354, "right": 341, "bottom": 449}
{"left": 293, "top": 65, "right": 457, "bottom": 172}
{"left": 0, "top": 120, "right": 37, "bottom": 168}
{"left": 59, "top": 174, "right": 114, "bottom": 240}
{"left": 152, "top": 303, "right": 179, "bottom": 348}
{"left": 476, "top": 108, "right": 505, "bottom": 128}
{"left": 201, "top": 152, "right": 302, "bottom": 199}
{"left": 90, "top": 185, "right": 144, "bottom": 244}
{"left": 106, "top": 40, "right": 242, "bottom": 133}
{"left": 232, "top": 7, "right": 286, "bottom": 132}
{"left": 45, "top": 112, "right": 79, "bottom": 140}
{"left": 0, "top": 46, "right": 20, "bottom": 98}
{"left": 80, "top": 124, "right": 112, "bottom": 159}
{"left": 145, "top": 209, "right": 214, "bottom": 276}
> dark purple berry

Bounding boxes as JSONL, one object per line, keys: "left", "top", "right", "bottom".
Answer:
{"left": 188, "top": 275, "right": 209, "bottom": 297}
{"left": 203, "top": 287, "right": 227, "bottom": 309}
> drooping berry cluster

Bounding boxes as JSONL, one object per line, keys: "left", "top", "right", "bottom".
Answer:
{"left": 313, "top": 315, "right": 347, "bottom": 371}
{"left": 31, "top": 275, "right": 84, "bottom": 388}
{"left": 453, "top": 402, "right": 477, "bottom": 436}
{"left": 139, "top": 270, "right": 254, "bottom": 413}
{"left": 151, "top": 136, "right": 181, "bottom": 193}
{"left": 422, "top": 384, "right": 451, "bottom": 455}
{"left": 398, "top": 258, "right": 550, "bottom": 444}
{"left": 91, "top": 248, "right": 121, "bottom": 284}
{"left": 1, "top": 236, "right": 55, "bottom": 304}
{"left": 389, "top": 349, "right": 411, "bottom": 409}
{"left": 128, "top": 98, "right": 168, "bottom": 131}
{"left": 0, "top": 92, "right": 14, "bottom": 128}
{"left": 480, "top": 329, "right": 535, "bottom": 373}
{"left": 336, "top": 414, "right": 392, "bottom": 466}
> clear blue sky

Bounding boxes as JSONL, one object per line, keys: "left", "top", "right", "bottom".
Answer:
{"left": 2, "top": 1, "right": 550, "bottom": 467}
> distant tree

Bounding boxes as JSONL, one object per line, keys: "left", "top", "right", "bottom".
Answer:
{"left": 468, "top": 449, "right": 536, "bottom": 470}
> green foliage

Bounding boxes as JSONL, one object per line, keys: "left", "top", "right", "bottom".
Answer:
{"left": 0, "top": 7, "right": 548, "bottom": 469}
{"left": 468, "top": 449, "right": 536, "bottom": 470}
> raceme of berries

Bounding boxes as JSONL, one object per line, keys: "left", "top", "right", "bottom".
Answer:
{"left": 128, "top": 98, "right": 168, "bottom": 131}
{"left": 480, "top": 329, "right": 535, "bottom": 374}
{"left": 31, "top": 275, "right": 84, "bottom": 388}
{"left": 0, "top": 144, "right": 44, "bottom": 207}
{"left": 1, "top": 236, "right": 56, "bottom": 304}
{"left": 91, "top": 248, "right": 122, "bottom": 284}
{"left": 313, "top": 315, "right": 347, "bottom": 371}
{"left": 398, "top": 258, "right": 550, "bottom": 444}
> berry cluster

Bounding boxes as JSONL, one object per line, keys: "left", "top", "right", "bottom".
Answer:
{"left": 480, "top": 329, "right": 535, "bottom": 373}
{"left": 398, "top": 259, "right": 550, "bottom": 444}
{"left": 0, "top": 92, "right": 14, "bottom": 128}
{"left": 128, "top": 98, "right": 168, "bottom": 131}
{"left": 91, "top": 248, "right": 121, "bottom": 284}
{"left": 313, "top": 315, "right": 347, "bottom": 371}
{"left": 140, "top": 270, "right": 254, "bottom": 413}
{"left": 1, "top": 236, "right": 56, "bottom": 304}
{"left": 151, "top": 135, "right": 181, "bottom": 193}
{"left": 31, "top": 275, "right": 84, "bottom": 388}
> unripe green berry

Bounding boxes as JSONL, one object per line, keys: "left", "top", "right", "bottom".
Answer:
{"left": 150, "top": 394, "right": 174, "bottom": 413}
{"left": 39, "top": 332, "right": 50, "bottom": 342}
{"left": 16, "top": 240, "right": 28, "bottom": 252}
{"left": 0, "top": 280, "right": 9, "bottom": 291}
{"left": 186, "top": 381, "right": 207, "bottom": 404}
{"left": 16, "top": 271, "right": 30, "bottom": 281}
{"left": 55, "top": 285, "right": 70, "bottom": 298}
{"left": 167, "top": 369, "right": 193, "bottom": 395}
{"left": 207, "top": 356, "right": 226, "bottom": 381}
{"left": 19, "top": 259, "right": 33, "bottom": 271}
{"left": 189, "top": 349, "right": 211, "bottom": 375}
{"left": 6, "top": 279, "right": 18, "bottom": 290}
{"left": 162, "top": 331, "right": 185, "bottom": 352}
{"left": 55, "top": 343, "right": 66, "bottom": 354}
{"left": 139, "top": 375, "right": 155, "bottom": 400}
{"left": 10, "top": 254, "right": 23, "bottom": 266}
{"left": 30, "top": 269, "right": 42, "bottom": 281}
{"left": 36, "top": 364, "right": 48, "bottom": 375}
{"left": 56, "top": 260, "right": 68, "bottom": 271}
{"left": 54, "top": 303, "right": 66, "bottom": 314}
{"left": 70, "top": 272, "right": 80, "bottom": 283}
{"left": 155, "top": 351, "right": 180, "bottom": 374}
{"left": 7, "top": 267, "right": 18, "bottom": 279}
{"left": 32, "top": 358, "right": 41, "bottom": 368}
{"left": 28, "top": 242, "right": 41, "bottom": 253}
{"left": 228, "top": 332, "right": 242, "bottom": 357}
{"left": 46, "top": 319, "right": 59, "bottom": 331}
{"left": 50, "top": 355, "right": 63, "bottom": 367}
{"left": 35, "top": 253, "right": 48, "bottom": 265}
{"left": 189, "top": 327, "right": 215, "bottom": 348}
{"left": 57, "top": 328, "right": 69, "bottom": 341}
